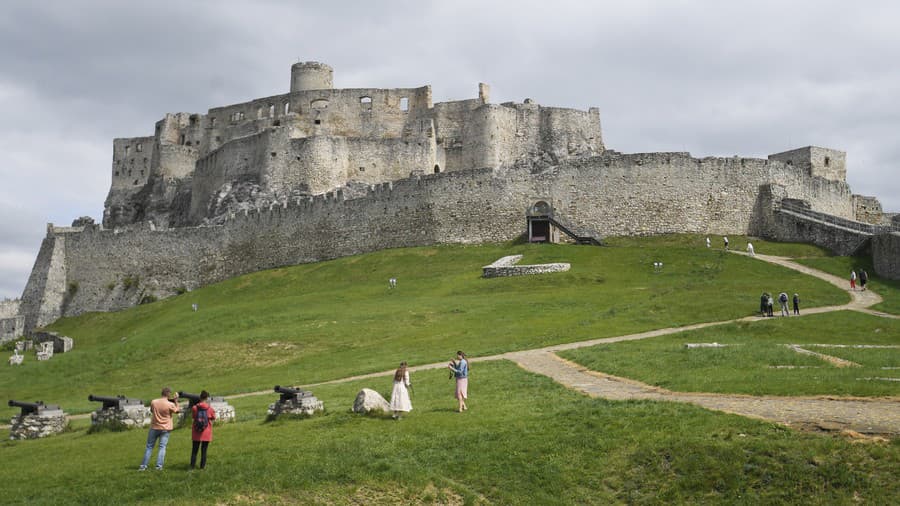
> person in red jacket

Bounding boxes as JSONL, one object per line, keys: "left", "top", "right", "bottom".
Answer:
{"left": 190, "top": 390, "right": 217, "bottom": 470}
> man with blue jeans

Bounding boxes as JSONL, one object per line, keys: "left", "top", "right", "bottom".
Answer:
{"left": 139, "top": 387, "right": 180, "bottom": 471}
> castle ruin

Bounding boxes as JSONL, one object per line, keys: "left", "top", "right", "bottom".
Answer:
{"left": 9, "top": 61, "right": 898, "bottom": 332}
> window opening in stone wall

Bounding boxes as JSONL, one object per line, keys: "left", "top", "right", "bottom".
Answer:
{"left": 400, "top": 97, "right": 408, "bottom": 111}
{"left": 284, "top": 102, "right": 290, "bottom": 114}
{"left": 210, "top": 117, "right": 217, "bottom": 127}
{"left": 314, "top": 119, "right": 322, "bottom": 125}
{"left": 190, "top": 116, "right": 198, "bottom": 126}
{"left": 136, "top": 143, "right": 143, "bottom": 152}
{"left": 434, "top": 164, "right": 440, "bottom": 174}
{"left": 311, "top": 99, "right": 329, "bottom": 110}
{"left": 179, "top": 134, "right": 186, "bottom": 145}
{"left": 269, "top": 104, "right": 275, "bottom": 117}
{"left": 786, "top": 160, "right": 793, "bottom": 166}
{"left": 115, "top": 171, "right": 119, "bottom": 176}
{"left": 273, "top": 120, "right": 281, "bottom": 126}
{"left": 824, "top": 156, "right": 831, "bottom": 166}
{"left": 360, "top": 96, "right": 372, "bottom": 110}
{"left": 359, "top": 166, "right": 365, "bottom": 172}
{"left": 124, "top": 146, "right": 130, "bottom": 156}
{"left": 257, "top": 107, "right": 263, "bottom": 119}
{"left": 239, "top": 111, "right": 245, "bottom": 120}
{"left": 271, "top": 152, "right": 277, "bottom": 158}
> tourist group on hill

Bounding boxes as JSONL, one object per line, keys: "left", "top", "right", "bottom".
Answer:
{"left": 138, "top": 351, "right": 470, "bottom": 471}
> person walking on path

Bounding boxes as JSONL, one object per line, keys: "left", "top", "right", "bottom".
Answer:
{"left": 850, "top": 270, "right": 857, "bottom": 291}
{"left": 766, "top": 294, "right": 775, "bottom": 317}
{"left": 759, "top": 292, "right": 769, "bottom": 317}
{"left": 746, "top": 242, "right": 755, "bottom": 257}
{"left": 190, "top": 390, "right": 217, "bottom": 470}
{"left": 389, "top": 361, "right": 412, "bottom": 419}
{"left": 706, "top": 237, "right": 711, "bottom": 248}
{"left": 859, "top": 269, "right": 868, "bottom": 291}
{"left": 139, "top": 387, "right": 180, "bottom": 471}
{"left": 793, "top": 293, "right": 800, "bottom": 315}
{"left": 723, "top": 236, "right": 729, "bottom": 250}
{"left": 778, "top": 292, "right": 790, "bottom": 316}
{"left": 448, "top": 351, "right": 469, "bottom": 413}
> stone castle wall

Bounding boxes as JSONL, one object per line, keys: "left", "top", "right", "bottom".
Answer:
{"left": 873, "top": 233, "right": 900, "bottom": 280}
{"left": 21, "top": 152, "right": 854, "bottom": 328}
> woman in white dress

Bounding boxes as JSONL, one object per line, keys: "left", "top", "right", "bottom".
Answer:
{"left": 390, "top": 361, "right": 412, "bottom": 419}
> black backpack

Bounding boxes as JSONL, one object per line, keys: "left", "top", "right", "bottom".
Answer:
{"left": 193, "top": 405, "right": 209, "bottom": 432}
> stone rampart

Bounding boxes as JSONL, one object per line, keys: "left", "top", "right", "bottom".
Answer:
{"left": 872, "top": 233, "right": 900, "bottom": 280}
{"left": 770, "top": 208, "right": 871, "bottom": 256}
{"left": 21, "top": 151, "right": 857, "bottom": 328}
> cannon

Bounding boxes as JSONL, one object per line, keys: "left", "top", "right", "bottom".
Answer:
{"left": 88, "top": 394, "right": 144, "bottom": 410}
{"left": 8, "top": 399, "right": 59, "bottom": 416}
{"left": 274, "top": 385, "right": 313, "bottom": 403}
{"left": 178, "top": 391, "right": 225, "bottom": 408}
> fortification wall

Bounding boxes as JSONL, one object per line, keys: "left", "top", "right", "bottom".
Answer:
{"left": 111, "top": 136, "right": 154, "bottom": 189}
{"left": 768, "top": 210, "right": 870, "bottom": 256}
{"left": 30, "top": 151, "right": 856, "bottom": 327}
{"left": 0, "top": 299, "right": 19, "bottom": 319}
{"left": 190, "top": 132, "right": 270, "bottom": 221}
{"left": 19, "top": 229, "right": 69, "bottom": 330}
{"left": 872, "top": 233, "right": 900, "bottom": 280}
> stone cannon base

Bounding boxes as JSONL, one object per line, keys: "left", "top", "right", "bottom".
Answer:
{"left": 178, "top": 399, "right": 236, "bottom": 424}
{"left": 10, "top": 412, "right": 68, "bottom": 440}
{"left": 268, "top": 395, "right": 324, "bottom": 417}
{"left": 91, "top": 405, "right": 151, "bottom": 429}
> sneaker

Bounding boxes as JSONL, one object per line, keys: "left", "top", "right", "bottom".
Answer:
{"left": 155, "top": 466, "right": 163, "bottom": 471}
{"left": 138, "top": 466, "right": 147, "bottom": 471}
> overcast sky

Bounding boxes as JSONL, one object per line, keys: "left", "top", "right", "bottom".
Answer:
{"left": 1, "top": 1, "right": 898, "bottom": 299}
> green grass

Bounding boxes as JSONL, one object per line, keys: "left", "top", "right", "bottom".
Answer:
{"left": 604, "top": 234, "right": 834, "bottom": 259}
{"left": 1, "top": 361, "right": 897, "bottom": 505}
{"left": 795, "top": 255, "right": 900, "bottom": 315}
{"left": 1, "top": 240, "right": 847, "bottom": 419}
{"left": 560, "top": 311, "right": 900, "bottom": 397}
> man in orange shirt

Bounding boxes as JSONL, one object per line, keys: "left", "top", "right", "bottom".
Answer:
{"left": 139, "top": 387, "right": 180, "bottom": 471}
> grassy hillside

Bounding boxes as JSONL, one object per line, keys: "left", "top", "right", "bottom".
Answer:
{"left": 2, "top": 361, "right": 897, "bottom": 505}
{"left": 1, "top": 238, "right": 847, "bottom": 419}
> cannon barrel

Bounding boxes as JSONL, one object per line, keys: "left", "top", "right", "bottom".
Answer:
{"left": 8, "top": 399, "right": 50, "bottom": 416}
{"left": 8, "top": 399, "right": 42, "bottom": 410}
{"left": 88, "top": 394, "right": 124, "bottom": 404}
{"left": 178, "top": 391, "right": 201, "bottom": 401}
{"left": 274, "top": 385, "right": 301, "bottom": 395}
{"left": 178, "top": 391, "right": 202, "bottom": 407}
{"left": 88, "top": 394, "right": 141, "bottom": 409}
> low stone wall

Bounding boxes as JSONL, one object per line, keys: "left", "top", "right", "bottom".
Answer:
{"left": 31, "top": 331, "right": 74, "bottom": 354}
{"left": 872, "top": 232, "right": 900, "bottom": 280}
{"left": 10, "top": 410, "right": 68, "bottom": 440}
{"left": 482, "top": 255, "right": 571, "bottom": 278}
{"left": 90, "top": 405, "right": 151, "bottom": 428}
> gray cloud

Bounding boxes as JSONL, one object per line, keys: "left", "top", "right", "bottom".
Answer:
{"left": 2, "top": 0, "right": 898, "bottom": 298}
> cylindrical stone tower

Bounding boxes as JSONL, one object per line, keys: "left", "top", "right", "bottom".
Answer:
{"left": 290, "top": 62, "right": 334, "bottom": 93}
